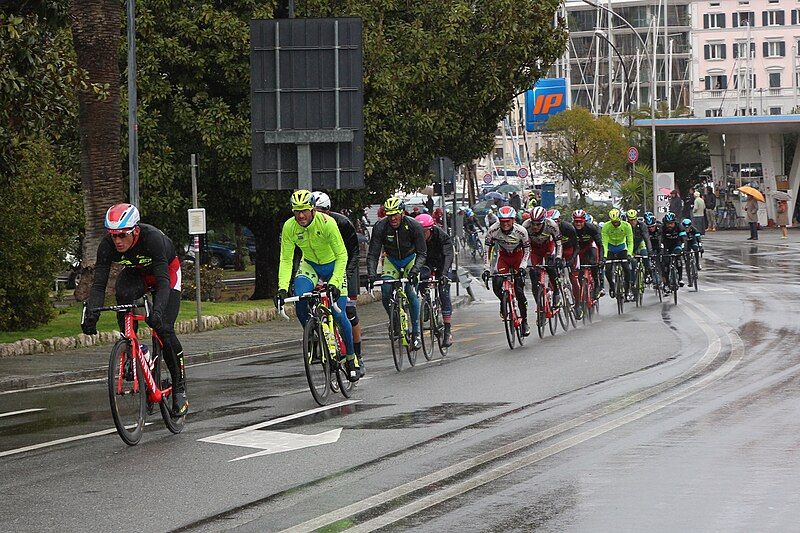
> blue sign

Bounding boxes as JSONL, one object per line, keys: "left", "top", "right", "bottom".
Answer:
{"left": 525, "top": 78, "right": 568, "bottom": 132}
{"left": 541, "top": 182, "right": 556, "bottom": 208}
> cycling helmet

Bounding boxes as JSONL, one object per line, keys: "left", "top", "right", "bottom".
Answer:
{"left": 645, "top": 211, "right": 654, "bottom": 219}
{"left": 530, "top": 206, "right": 547, "bottom": 222}
{"left": 608, "top": 208, "right": 621, "bottom": 221}
{"left": 384, "top": 197, "right": 405, "bottom": 215}
{"left": 550, "top": 209, "right": 561, "bottom": 221}
{"left": 522, "top": 211, "right": 531, "bottom": 221}
{"left": 105, "top": 203, "right": 140, "bottom": 233}
{"left": 626, "top": 209, "right": 638, "bottom": 219}
{"left": 663, "top": 212, "right": 677, "bottom": 223}
{"left": 644, "top": 213, "right": 656, "bottom": 225}
{"left": 572, "top": 209, "right": 587, "bottom": 222}
{"left": 682, "top": 218, "right": 692, "bottom": 227}
{"left": 497, "top": 205, "right": 517, "bottom": 220}
{"left": 465, "top": 208, "right": 474, "bottom": 217}
{"left": 619, "top": 212, "right": 628, "bottom": 222}
{"left": 585, "top": 214, "right": 594, "bottom": 223}
{"left": 291, "top": 189, "right": 314, "bottom": 211}
{"left": 417, "top": 213, "right": 435, "bottom": 228}
{"left": 311, "top": 191, "right": 331, "bottom": 210}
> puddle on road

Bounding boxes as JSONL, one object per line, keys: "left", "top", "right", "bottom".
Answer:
{"left": 343, "top": 402, "right": 510, "bottom": 430}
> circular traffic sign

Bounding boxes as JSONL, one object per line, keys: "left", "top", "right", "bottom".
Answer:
{"left": 483, "top": 173, "right": 493, "bottom": 184}
{"left": 517, "top": 167, "right": 529, "bottom": 179}
{"left": 627, "top": 146, "right": 639, "bottom": 164}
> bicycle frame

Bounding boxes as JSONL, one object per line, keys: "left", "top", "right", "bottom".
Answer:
{"left": 282, "top": 285, "right": 346, "bottom": 361}
{"left": 489, "top": 272, "right": 522, "bottom": 328}
{"left": 374, "top": 278, "right": 412, "bottom": 347}
{"left": 531, "top": 264, "right": 556, "bottom": 319}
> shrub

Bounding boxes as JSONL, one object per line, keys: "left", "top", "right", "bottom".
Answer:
{"left": 180, "top": 262, "right": 224, "bottom": 301}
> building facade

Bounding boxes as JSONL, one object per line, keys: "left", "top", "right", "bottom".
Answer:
{"left": 691, "top": 0, "right": 800, "bottom": 117}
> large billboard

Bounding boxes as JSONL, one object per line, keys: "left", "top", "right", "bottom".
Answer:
{"left": 525, "top": 78, "right": 568, "bottom": 132}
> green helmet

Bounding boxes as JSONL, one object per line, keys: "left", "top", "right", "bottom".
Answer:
{"left": 290, "top": 189, "right": 314, "bottom": 211}
{"left": 384, "top": 197, "right": 405, "bottom": 215}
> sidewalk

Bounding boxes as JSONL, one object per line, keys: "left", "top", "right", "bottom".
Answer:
{"left": 0, "top": 295, "right": 470, "bottom": 392}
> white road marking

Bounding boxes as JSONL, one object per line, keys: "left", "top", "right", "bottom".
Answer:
{"left": 0, "top": 408, "right": 44, "bottom": 418}
{"left": 0, "top": 422, "right": 153, "bottom": 459}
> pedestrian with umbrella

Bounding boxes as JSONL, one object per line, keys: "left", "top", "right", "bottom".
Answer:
{"left": 739, "top": 186, "right": 764, "bottom": 240}
{"left": 772, "top": 190, "right": 792, "bottom": 239}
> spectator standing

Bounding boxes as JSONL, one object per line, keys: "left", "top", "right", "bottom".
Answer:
{"left": 745, "top": 194, "right": 759, "bottom": 240}
{"left": 692, "top": 191, "right": 706, "bottom": 234}
{"left": 509, "top": 191, "right": 522, "bottom": 211}
{"left": 682, "top": 187, "right": 695, "bottom": 220}
{"left": 668, "top": 189, "right": 683, "bottom": 216}
{"left": 425, "top": 194, "right": 434, "bottom": 213}
{"left": 704, "top": 186, "right": 717, "bottom": 232}
{"left": 775, "top": 197, "right": 790, "bottom": 239}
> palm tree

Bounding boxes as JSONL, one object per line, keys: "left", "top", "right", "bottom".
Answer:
{"left": 69, "top": 0, "right": 124, "bottom": 298}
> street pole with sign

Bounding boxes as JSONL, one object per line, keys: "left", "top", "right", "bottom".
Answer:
{"left": 188, "top": 154, "right": 205, "bottom": 331}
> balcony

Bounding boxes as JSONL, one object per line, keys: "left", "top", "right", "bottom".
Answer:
{"left": 694, "top": 88, "right": 800, "bottom": 100}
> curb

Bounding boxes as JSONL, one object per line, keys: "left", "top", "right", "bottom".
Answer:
{"left": 0, "top": 294, "right": 471, "bottom": 392}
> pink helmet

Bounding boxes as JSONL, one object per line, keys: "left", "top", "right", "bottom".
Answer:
{"left": 416, "top": 213, "right": 435, "bottom": 228}
{"left": 105, "top": 203, "right": 140, "bottom": 233}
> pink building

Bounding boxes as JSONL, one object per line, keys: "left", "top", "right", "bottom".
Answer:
{"left": 691, "top": 0, "right": 800, "bottom": 117}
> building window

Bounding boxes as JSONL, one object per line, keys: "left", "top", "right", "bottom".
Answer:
{"left": 763, "top": 10, "right": 785, "bottom": 26}
{"left": 733, "top": 41, "right": 756, "bottom": 58}
{"left": 793, "top": 9, "right": 800, "bottom": 25}
{"left": 733, "top": 73, "right": 756, "bottom": 89}
{"left": 770, "top": 107, "right": 782, "bottom": 115}
{"left": 703, "top": 13, "right": 726, "bottom": 29}
{"left": 705, "top": 109, "right": 723, "bottom": 117}
{"left": 705, "top": 74, "right": 728, "bottom": 90}
{"left": 704, "top": 43, "right": 727, "bottom": 60}
{"left": 733, "top": 11, "right": 756, "bottom": 27}
{"left": 764, "top": 41, "right": 786, "bottom": 57}
{"left": 737, "top": 108, "right": 757, "bottom": 116}
{"left": 769, "top": 72, "right": 782, "bottom": 88}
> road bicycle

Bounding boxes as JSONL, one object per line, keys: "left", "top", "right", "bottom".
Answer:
{"left": 684, "top": 249, "right": 699, "bottom": 292}
{"left": 649, "top": 253, "right": 663, "bottom": 303}
{"left": 530, "top": 263, "right": 559, "bottom": 338}
{"left": 486, "top": 271, "right": 525, "bottom": 349}
{"left": 575, "top": 264, "right": 601, "bottom": 324}
{"left": 631, "top": 255, "right": 649, "bottom": 307}
{"left": 605, "top": 259, "right": 629, "bottom": 315}
{"left": 466, "top": 230, "right": 484, "bottom": 261}
{"left": 374, "top": 278, "right": 417, "bottom": 370}
{"left": 280, "top": 283, "right": 356, "bottom": 406}
{"left": 663, "top": 252, "right": 683, "bottom": 305}
{"left": 84, "top": 299, "right": 184, "bottom": 446}
{"left": 557, "top": 263, "right": 577, "bottom": 331}
{"left": 418, "top": 274, "right": 448, "bottom": 359}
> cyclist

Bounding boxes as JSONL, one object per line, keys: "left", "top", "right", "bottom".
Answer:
{"left": 484, "top": 205, "right": 499, "bottom": 229}
{"left": 482, "top": 205, "right": 531, "bottom": 336}
{"left": 659, "top": 212, "right": 687, "bottom": 292}
{"left": 682, "top": 218, "right": 703, "bottom": 271}
{"left": 552, "top": 209, "right": 579, "bottom": 309}
{"left": 277, "top": 190, "right": 359, "bottom": 381}
{"left": 463, "top": 208, "right": 483, "bottom": 253}
{"left": 367, "top": 197, "right": 427, "bottom": 351}
{"left": 601, "top": 208, "right": 634, "bottom": 301}
{"left": 81, "top": 203, "right": 188, "bottom": 415}
{"left": 572, "top": 209, "right": 604, "bottom": 299}
{"left": 628, "top": 209, "right": 653, "bottom": 282}
{"left": 416, "top": 214, "right": 455, "bottom": 347}
{"left": 644, "top": 212, "right": 663, "bottom": 286}
{"left": 523, "top": 206, "right": 563, "bottom": 307}
{"left": 311, "top": 191, "right": 365, "bottom": 378}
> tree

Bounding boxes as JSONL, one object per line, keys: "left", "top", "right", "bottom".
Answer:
{"left": 540, "top": 107, "right": 628, "bottom": 205}
{"left": 619, "top": 163, "right": 653, "bottom": 212}
{"left": 633, "top": 105, "right": 709, "bottom": 196}
{"left": 0, "top": 8, "right": 82, "bottom": 329}
{"left": 130, "top": 0, "right": 566, "bottom": 298}
{"left": 69, "top": 0, "right": 124, "bottom": 299}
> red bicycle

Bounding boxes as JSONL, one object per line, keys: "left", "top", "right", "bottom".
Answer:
{"left": 84, "top": 299, "right": 184, "bottom": 445}
{"left": 576, "top": 264, "right": 601, "bottom": 324}
{"left": 530, "top": 263, "right": 559, "bottom": 338}
{"left": 486, "top": 271, "right": 525, "bottom": 349}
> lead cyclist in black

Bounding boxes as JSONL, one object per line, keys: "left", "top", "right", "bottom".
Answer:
{"left": 81, "top": 203, "right": 188, "bottom": 415}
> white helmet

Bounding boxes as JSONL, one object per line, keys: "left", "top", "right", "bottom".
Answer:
{"left": 311, "top": 191, "right": 331, "bottom": 210}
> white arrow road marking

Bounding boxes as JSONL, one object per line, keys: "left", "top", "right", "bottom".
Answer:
{"left": 198, "top": 400, "right": 358, "bottom": 461}
{"left": 0, "top": 408, "right": 44, "bottom": 418}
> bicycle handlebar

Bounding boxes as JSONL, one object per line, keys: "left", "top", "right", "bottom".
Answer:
{"left": 371, "top": 278, "right": 410, "bottom": 287}
{"left": 277, "top": 291, "right": 341, "bottom": 320}
{"left": 83, "top": 299, "right": 150, "bottom": 325}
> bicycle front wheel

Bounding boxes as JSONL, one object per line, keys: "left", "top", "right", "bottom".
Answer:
{"left": 303, "top": 317, "right": 331, "bottom": 406}
{"left": 108, "top": 340, "right": 146, "bottom": 446}
{"left": 501, "top": 292, "right": 516, "bottom": 349}
{"left": 154, "top": 345, "right": 185, "bottom": 434}
{"left": 404, "top": 299, "right": 417, "bottom": 367}
{"left": 535, "top": 286, "right": 546, "bottom": 339}
{"left": 615, "top": 268, "right": 624, "bottom": 315}
{"left": 420, "top": 297, "right": 434, "bottom": 361}
{"left": 635, "top": 266, "right": 644, "bottom": 307}
{"left": 388, "top": 300, "right": 405, "bottom": 371}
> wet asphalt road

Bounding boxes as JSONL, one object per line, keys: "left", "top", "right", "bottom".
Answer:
{"left": 2, "top": 233, "right": 800, "bottom": 532}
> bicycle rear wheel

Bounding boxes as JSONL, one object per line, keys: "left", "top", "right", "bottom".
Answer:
{"left": 389, "top": 300, "right": 405, "bottom": 371}
{"left": 404, "top": 299, "right": 417, "bottom": 367}
{"left": 501, "top": 292, "right": 516, "bottom": 349}
{"left": 635, "top": 266, "right": 644, "bottom": 307}
{"left": 535, "top": 286, "right": 546, "bottom": 339}
{"left": 690, "top": 255, "right": 699, "bottom": 291}
{"left": 108, "top": 340, "right": 146, "bottom": 446}
{"left": 153, "top": 344, "right": 185, "bottom": 434}
{"left": 303, "top": 317, "right": 331, "bottom": 406}
{"left": 420, "top": 296, "right": 435, "bottom": 361}
{"left": 669, "top": 265, "right": 679, "bottom": 305}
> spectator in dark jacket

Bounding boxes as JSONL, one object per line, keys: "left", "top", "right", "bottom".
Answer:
{"left": 704, "top": 186, "right": 717, "bottom": 231}
{"left": 668, "top": 189, "right": 683, "bottom": 216}
{"left": 682, "top": 187, "right": 695, "bottom": 219}
{"left": 509, "top": 191, "right": 522, "bottom": 211}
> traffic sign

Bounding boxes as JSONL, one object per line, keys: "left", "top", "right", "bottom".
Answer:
{"left": 483, "top": 173, "right": 493, "bottom": 184}
{"left": 517, "top": 167, "right": 529, "bottom": 179}
{"left": 627, "top": 146, "right": 639, "bottom": 164}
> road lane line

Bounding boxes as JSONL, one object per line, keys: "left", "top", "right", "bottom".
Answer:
{"left": 0, "top": 422, "right": 153, "bottom": 459}
{"left": 279, "top": 301, "right": 733, "bottom": 533}
{"left": 0, "top": 408, "right": 44, "bottom": 418}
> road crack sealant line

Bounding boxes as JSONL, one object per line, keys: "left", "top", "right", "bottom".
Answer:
{"left": 278, "top": 301, "right": 744, "bottom": 533}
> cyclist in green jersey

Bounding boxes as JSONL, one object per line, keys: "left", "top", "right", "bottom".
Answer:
{"left": 277, "top": 190, "right": 360, "bottom": 381}
{"left": 601, "top": 208, "right": 634, "bottom": 301}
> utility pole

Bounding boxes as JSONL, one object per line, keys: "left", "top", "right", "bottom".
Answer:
{"left": 127, "top": 0, "right": 139, "bottom": 208}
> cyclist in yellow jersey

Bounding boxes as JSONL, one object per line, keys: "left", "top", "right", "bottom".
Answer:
{"left": 277, "top": 190, "right": 360, "bottom": 381}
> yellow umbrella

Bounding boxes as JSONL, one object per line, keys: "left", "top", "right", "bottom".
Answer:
{"left": 738, "top": 186, "right": 765, "bottom": 202}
